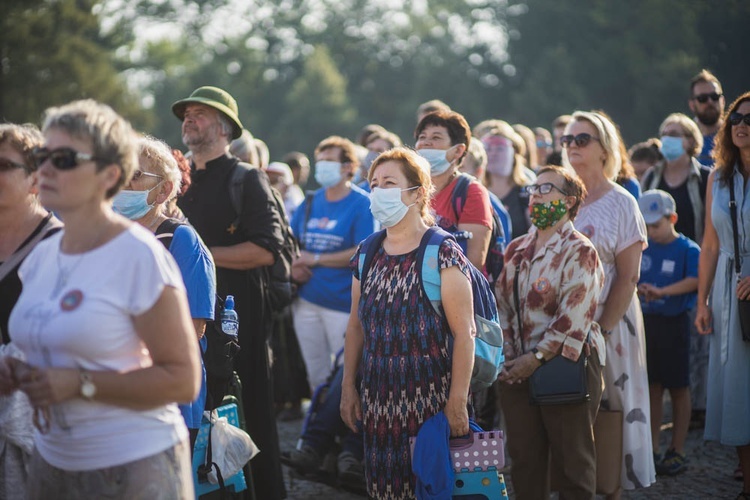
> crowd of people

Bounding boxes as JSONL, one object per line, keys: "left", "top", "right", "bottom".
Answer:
{"left": 0, "top": 67, "right": 748, "bottom": 500}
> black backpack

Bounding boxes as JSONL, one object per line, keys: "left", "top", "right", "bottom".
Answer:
{"left": 450, "top": 173, "right": 505, "bottom": 287}
{"left": 228, "top": 163, "right": 300, "bottom": 311}
{"left": 155, "top": 219, "right": 240, "bottom": 409}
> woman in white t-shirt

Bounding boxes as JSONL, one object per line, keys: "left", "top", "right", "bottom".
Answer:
{"left": 0, "top": 100, "right": 200, "bottom": 499}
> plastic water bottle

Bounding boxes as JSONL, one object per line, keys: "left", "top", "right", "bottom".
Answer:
{"left": 221, "top": 295, "right": 239, "bottom": 338}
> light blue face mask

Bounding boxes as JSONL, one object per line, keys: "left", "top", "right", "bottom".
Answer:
{"left": 418, "top": 145, "right": 457, "bottom": 176}
{"left": 659, "top": 136, "right": 685, "bottom": 162}
{"left": 112, "top": 184, "right": 160, "bottom": 220}
{"left": 370, "top": 186, "right": 418, "bottom": 228}
{"left": 315, "top": 160, "right": 343, "bottom": 188}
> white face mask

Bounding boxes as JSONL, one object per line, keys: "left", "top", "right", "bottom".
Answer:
{"left": 418, "top": 145, "right": 457, "bottom": 176}
{"left": 369, "top": 186, "right": 419, "bottom": 228}
{"left": 314, "top": 160, "right": 343, "bottom": 188}
{"left": 482, "top": 135, "right": 514, "bottom": 176}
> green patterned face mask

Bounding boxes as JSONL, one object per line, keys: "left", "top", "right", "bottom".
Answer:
{"left": 530, "top": 199, "right": 568, "bottom": 230}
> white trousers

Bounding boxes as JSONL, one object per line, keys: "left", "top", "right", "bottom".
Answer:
{"left": 292, "top": 298, "right": 349, "bottom": 391}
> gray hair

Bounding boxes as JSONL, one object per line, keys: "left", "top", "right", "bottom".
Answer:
{"left": 42, "top": 99, "right": 138, "bottom": 198}
{"left": 138, "top": 136, "right": 182, "bottom": 211}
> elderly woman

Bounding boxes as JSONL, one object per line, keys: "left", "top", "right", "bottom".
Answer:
{"left": 113, "top": 135, "right": 216, "bottom": 452}
{"left": 642, "top": 113, "right": 711, "bottom": 244}
{"left": 695, "top": 91, "right": 750, "bottom": 500}
{"left": 0, "top": 124, "right": 62, "bottom": 499}
{"left": 290, "top": 136, "right": 375, "bottom": 393}
{"left": 496, "top": 165, "right": 604, "bottom": 499}
{"left": 0, "top": 100, "right": 200, "bottom": 498}
{"left": 341, "top": 147, "right": 474, "bottom": 499}
{"left": 564, "top": 111, "right": 655, "bottom": 496}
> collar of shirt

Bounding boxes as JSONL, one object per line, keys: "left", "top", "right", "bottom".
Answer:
{"left": 514, "top": 220, "right": 576, "bottom": 262}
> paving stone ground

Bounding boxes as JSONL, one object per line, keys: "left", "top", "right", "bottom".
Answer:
{"left": 277, "top": 402, "right": 740, "bottom": 499}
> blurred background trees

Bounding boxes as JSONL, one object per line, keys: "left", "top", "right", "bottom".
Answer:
{"left": 2, "top": 0, "right": 748, "bottom": 159}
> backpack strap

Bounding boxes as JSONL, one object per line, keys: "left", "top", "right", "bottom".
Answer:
{"left": 415, "top": 226, "right": 454, "bottom": 317}
{"left": 450, "top": 173, "right": 473, "bottom": 222}
{"left": 154, "top": 218, "right": 186, "bottom": 250}
{"left": 357, "top": 229, "right": 388, "bottom": 285}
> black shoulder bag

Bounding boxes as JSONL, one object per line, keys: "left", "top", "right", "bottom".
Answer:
{"left": 728, "top": 170, "right": 750, "bottom": 342}
{"left": 513, "top": 269, "right": 590, "bottom": 405}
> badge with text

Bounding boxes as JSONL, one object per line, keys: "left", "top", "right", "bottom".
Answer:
{"left": 533, "top": 277, "right": 551, "bottom": 293}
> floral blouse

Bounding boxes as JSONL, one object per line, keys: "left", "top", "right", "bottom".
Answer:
{"left": 495, "top": 221, "right": 606, "bottom": 366}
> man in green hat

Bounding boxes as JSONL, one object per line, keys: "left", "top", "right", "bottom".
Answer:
{"left": 174, "top": 86, "right": 287, "bottom": 499}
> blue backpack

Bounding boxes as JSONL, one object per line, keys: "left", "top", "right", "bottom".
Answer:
{"left": 358, "top": 226, "right": 504, "bottom": 391}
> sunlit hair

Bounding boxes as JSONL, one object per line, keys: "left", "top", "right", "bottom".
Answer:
{"left": 658, "top": 113, "right": 703, "bottom": 158}
{"left": 41, "top": 99, "right": 138, "bottom": 199}
{"left": 553, "top": 114, "right": 573, "bottom": 130}
{"left": 690, "top": 69, "right": 722, "bottom": 95}
{"left": 357, "top": 123, "right": 387, "bottom": 147}
{"left": 172, "top": 149, "right": 192, "bottom": 197}
{"left": 315, "top": 135, "right": 360, "bottom": 175}
{"left": 416, "top": 99, "right": 451, "bottom": 120}
{"left": 229, "top": 129, "right": 260, "bottom": 166}
{"left": 0, "top": 123, "right": 43, "bottom": 172}
{"left": 254, "top": 138, "right": 270, "bottom": 170}
{"left": 138, "top": 136, "right": 181, "bottom": 210}
{"left": 629, "top": 138, "right": 663, "bottom": 164}
{"left": 594, "top": 109, "right": 637, "bottom": 184}
{"left": 564, "top": 111, "right": 621, "bottom": 181}
{"left": 463, "top": 138, "right": 488, "bottom": 182}
{"left": 536, "top": 165, "right": 587, "bottom": 221}
{"left": 713, "top": 91, "right": 750, "bottom": 185}
{"left": 483, "top": 121, "right": 529, "bottom": 187}
{"left": 414, "top": 110, "right": 472, "bottom": 165}
{"left": 512, "top": 123, "right": 538, "bottom": 170}
{"left": 365, "top": 130, "right": 402, "bottom": 149}
{"left": 368, "top": 147, "right": 435, "bottom": 225}
{"left": 473, "top": 119, "right": 503, "bottom": 140}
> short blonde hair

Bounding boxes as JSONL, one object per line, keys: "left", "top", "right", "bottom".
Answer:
{"left": 565, "top": 111, "right": 622, "bottom": 180}
{"left": 0, "top": 123, "right": 43, "bottom": 171}
{"left": 138, "top": 136, "right": 182, "bottom": 209}
{"left": 658, "top": 113, "right": 703, "bottom": 158}
{"left": 41, "top": 99, "right": 138, "bottom": 198}
{"left": 369, "top": 147, "right": 435, "bottom": 225}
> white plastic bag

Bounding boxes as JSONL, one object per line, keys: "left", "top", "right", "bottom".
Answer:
{"left": 206, "top": 414, "right": 260, "bottom": 484}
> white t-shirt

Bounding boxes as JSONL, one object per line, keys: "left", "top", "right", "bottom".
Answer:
{"left": 8, "top": 224, "right": 189, "bottom": 471}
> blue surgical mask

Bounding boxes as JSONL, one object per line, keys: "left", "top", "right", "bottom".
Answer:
{"left": 659, "top": 136, "right": 685, "bottom": 162}
{"left": 370, "top": 186, "right": 418, "bottom": 228}
{"left": 315, "top": 160, "right": 342, "bottom": 188}
{"left": 112, "top": 184, "right": 161, "bottom": 220}
{"left": 418, "top": 145, "right": 457, "bottom": 176}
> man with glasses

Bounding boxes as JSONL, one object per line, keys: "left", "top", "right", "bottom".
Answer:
{"left": 173, "top": 86, "right": 287, "bottom": 499}
{"left": 688, "top": 69, "right": 725, "bottom": 167}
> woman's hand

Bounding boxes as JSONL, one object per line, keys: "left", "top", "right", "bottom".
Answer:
{"left": 695, "top": 302, "right": 713, "bottom": 335}
{"left": 498, "top": 353, "right": 541, "bottom": 384}
{"left": 0, "top": 356, "right": 19, "bottom": 396}
{"left": 340, "top": 381, "right": 362, "bottom": 434}
{"left": 16, "top": 366, "right": 79, "bottom": 407}
{"left": 737, "top": 276, "right": 750, "bottom": 301}
{"left": 444, "top": 397, "right": 469, "bottom": 437}
{"left": 291, "top": 257, "right": 313, "bottom": 284}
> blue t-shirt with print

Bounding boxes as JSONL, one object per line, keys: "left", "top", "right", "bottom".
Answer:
{"left": 697, "top": 133, "right": 715, "bottom": 167}
{"left": 169, "top": 224, "right": 216, "bottom": 429}
{"left": 639, "top": 233, "right": 699, "bottom": 316}
{"left": 291, "top": 187, "right": 375, "bottom": 312}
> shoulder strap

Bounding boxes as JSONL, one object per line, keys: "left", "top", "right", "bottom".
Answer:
{"left": 450, "top": 173, "right": 473, "bottom": 221}
{"left": 728, "top": 170, "right": 742, "bottom": 275}
{"left": 513, "top": 269, "right": 524, "bottom": 353}
{"left": 0, "top": 213, "right": 62, "bottom": 282}
{"left": 301, "top": 191, "right": 316, "bottom": 248}
{"left": 357, "top": 229, "right": 388, "bottom": 285}
{"left": 416, "top": 227, "right": 453, "bottom": 317}
{"left": 228, "top": 162, "right": 251, "bottom": 217}
{"left": 154, "top": 218, "right": 186, "bottom": 250}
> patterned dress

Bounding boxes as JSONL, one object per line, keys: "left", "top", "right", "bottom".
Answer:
{"left": 351, "top": 238, "right": 470, "bottom": 499}
{"left": 574, "top": 183, "right": 656, "bottom": 490}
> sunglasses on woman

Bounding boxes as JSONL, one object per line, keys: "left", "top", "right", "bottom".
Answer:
{"left": 729, "top": 112, "right": 750, "bottom": 127}
{"left": 0, "top": 157, "right": 29, "bottom": 172}
{"left": 525, "top": 182, "right": 569, "bottom": 196}
{"left": 693, "top": 92, "right": 722, "bottom": 104}
{"left": 560, "top": 133, "right": 600, "bottom": 148}
{"left": 31, "top": 147, "right": 97, "bottom": 170}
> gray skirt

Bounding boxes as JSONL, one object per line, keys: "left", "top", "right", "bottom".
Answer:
{"left": 27, "top": 440, "right": 194, "bottom": 500}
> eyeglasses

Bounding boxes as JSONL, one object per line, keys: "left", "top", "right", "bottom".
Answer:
{"left": 0, "top": 157, "right": 29, "bottom": 172}
{"left": 132, "top": 170, "right": 163, "bottom": 181}
{"left": 525, "top": 182, "right": 568, "bottom": 196}
{"left": 728, "top": 112, "right": 750, "bottom": 127}
{"left": 693, "top": 92, "right": 722, "bottom": 103}
{"left": 32, "top": 147, "right": 97, "bottom": 170}
{"left": 560, "top": 133, "right": 600, "bottom": 148}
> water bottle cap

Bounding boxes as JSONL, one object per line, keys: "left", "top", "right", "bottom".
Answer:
{"left": 225, "top": 295, "right": 235, "bottom": 309}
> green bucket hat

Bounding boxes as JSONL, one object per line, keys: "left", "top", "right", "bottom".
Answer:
{"left": 172, "top": 86, "right": 243, "bottom": 140}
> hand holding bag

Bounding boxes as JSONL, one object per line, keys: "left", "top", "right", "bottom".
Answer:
{"left": 728, "top": 170, "right": 750, "bottom": 342}
{"left": 513, "top": 270, "right": 589, "bottom": 405}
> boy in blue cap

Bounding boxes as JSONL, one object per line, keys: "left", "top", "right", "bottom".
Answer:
{"left": 637, "top": 189, "right": 700, "bottom": 476}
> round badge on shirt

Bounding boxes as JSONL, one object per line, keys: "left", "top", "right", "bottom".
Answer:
{"left": 60, "top": 290, "right": 84, "bottom": 311}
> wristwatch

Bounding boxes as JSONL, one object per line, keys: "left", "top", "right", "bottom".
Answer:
{"left": 531, "top": 348, "right": 546, "bottom": 365}
{"left": 79, "top": 369, "right": 96, "bottom": 400}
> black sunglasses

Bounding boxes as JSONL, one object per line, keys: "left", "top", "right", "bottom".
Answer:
{"left": 729, "top": 112, "right": 750, "bottom": 127}
{"left": 693, "top": 92, "right": 722, "bottom": 103}
{"left": 0, "top": 157, "right": 29, "bottom": 172}
{"left": 32, "top": 147, "right": 97, "bottom": 170}
{"left": 525, "top": 182, "right": 569, "bottom": 196}
{"left": 560, "top": 133, "right": 600, "bottom": 148}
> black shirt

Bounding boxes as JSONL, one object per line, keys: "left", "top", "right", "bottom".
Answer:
{"left": 502, "top": 185, "right": 531, "bottom": 240}
{"left": 645, "top": 165, "right": 710, "bottom": 243}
